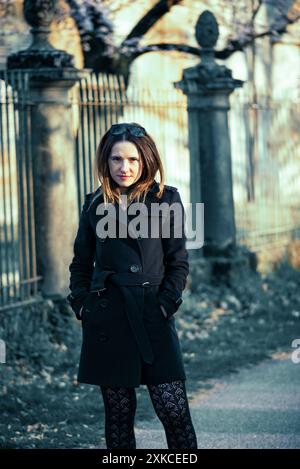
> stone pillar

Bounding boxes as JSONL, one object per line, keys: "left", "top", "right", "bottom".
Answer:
{"left": 6, "top": 0, "right": 87, "bottom": 299}
{"left": 175, "top": 11, "right": 243, "bottom": 259}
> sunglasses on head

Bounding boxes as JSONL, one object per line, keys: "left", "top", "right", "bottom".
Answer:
{"left": 109, "top": 123, "right": 146, "bottom": 137}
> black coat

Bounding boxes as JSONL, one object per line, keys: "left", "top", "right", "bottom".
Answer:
{"left": 67, "top": 180, "right": 189, "bottom": 387}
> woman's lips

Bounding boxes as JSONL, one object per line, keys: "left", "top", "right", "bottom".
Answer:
{"left": 118, "top": 175, "right": 130, "bottom": 179}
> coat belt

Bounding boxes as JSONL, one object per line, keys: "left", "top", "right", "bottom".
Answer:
{"left": 91, "top": 271, "right": 164, "bottom": 365}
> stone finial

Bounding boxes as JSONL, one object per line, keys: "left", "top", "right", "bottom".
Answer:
{"left": 174, "top": 9, "right": 243, "bottom": 92}
{"left": 195, "top": 10, "right": 219, "bottom": 49}
{"left": 7, "top": 0, "right": 74, "bottom": 69}
{"left": 24, "top": 0, "right": 55, "bottom": 28}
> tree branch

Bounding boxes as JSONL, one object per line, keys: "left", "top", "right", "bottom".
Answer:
{"left": 121, "top": 0, "right": 183, "bottom": 46}
{"left": 121, "top": 6, "right": 300, "bottom": 65}
{"left": 252, "top": 0, "right": 264, "bottom": 22}
{"left": 215, "top": 13, "right": 300, "bottom": 60}
{"left": 121, "top": 42, "right": 201, "bottom": 61}
{"left": 66, "top": 0, "right": 114, "bottom": 54}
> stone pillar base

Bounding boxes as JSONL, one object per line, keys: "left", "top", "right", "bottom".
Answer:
{"left": 187, "top": 245, "right": 257, "bottom": 293}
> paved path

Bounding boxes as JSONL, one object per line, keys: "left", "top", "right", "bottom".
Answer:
{"left": 135, "top": 351, "right": 300, "bottom": 449}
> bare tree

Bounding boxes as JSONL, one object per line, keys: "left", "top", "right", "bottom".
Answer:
{"left": 63, "top": 0, "right": 185, "bottom": 82}
{"left": 62, "top": 0, "right": 300, "bottom": 81}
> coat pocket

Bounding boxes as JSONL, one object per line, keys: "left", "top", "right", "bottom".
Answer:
{"left": 156, "top": 290, "right": 183, "bottom": 320}
{"left": 153, "top": 293, "right": 169, "bottom": 323}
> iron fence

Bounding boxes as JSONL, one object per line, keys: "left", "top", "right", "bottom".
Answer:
{"left": 230, "top": 90, "right": 300, "bottom": 256}
{"left": 0, "top": 70, "right": 40, "bottom": 308}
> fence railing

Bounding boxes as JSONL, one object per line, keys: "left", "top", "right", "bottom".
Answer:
{"left": 230, "top": 91, "right": 300, "bottom": 255}
{"left": 0, "top": 70, "right": 41, "bottom": 308}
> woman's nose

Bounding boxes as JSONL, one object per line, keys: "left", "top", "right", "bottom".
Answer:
{"left": 120, "top": 160, "right": 129, "bottom": 171}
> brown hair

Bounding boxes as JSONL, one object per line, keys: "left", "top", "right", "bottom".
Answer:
{"left": 94, "top": 122, "right": 165, "bottom": 205}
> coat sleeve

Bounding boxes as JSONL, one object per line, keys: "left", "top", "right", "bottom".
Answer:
{"left": 67, "top": 194, "right": 96, "bottom": 320}
{"left": 158, "top": 189, "right": 189, "bottom": 319}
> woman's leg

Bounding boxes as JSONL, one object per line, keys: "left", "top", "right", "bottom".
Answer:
{"left": 100, "top": 385, "right": 137, "bottom": 449}
{"left": 146, "top": 379, "right": 198, "bottom": 449}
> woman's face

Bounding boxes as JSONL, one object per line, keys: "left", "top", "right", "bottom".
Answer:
{"left": 108, "top": 141, "right": 143, "bottom": 193}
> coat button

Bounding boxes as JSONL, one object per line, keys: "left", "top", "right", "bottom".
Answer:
{"left": 99, "top": 333, "right": 108, "bottom": 342}
{"left": 99, "top": 298, "right": 108, "bottom": 308}
{"left": 99, "top": 238, "right": 106, "bottom": 243}
{"left": 130, "top": 264, "right": 140, "bottom": 273}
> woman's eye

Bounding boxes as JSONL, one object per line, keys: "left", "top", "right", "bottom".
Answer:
{"left": 112, "top": 157, "right": 138, "bottom": 162}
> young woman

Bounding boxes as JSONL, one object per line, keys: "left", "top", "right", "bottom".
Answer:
{"left": 67, "top": 122, "right": 198, "bottom": 449}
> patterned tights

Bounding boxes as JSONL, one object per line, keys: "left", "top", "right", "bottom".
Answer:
{"left": 99, "top": 379, "right": 198, "bottom": 449}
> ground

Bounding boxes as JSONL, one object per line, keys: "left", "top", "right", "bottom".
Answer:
{"left": 136, "top": 351, "right": 300, "bottom": 449}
